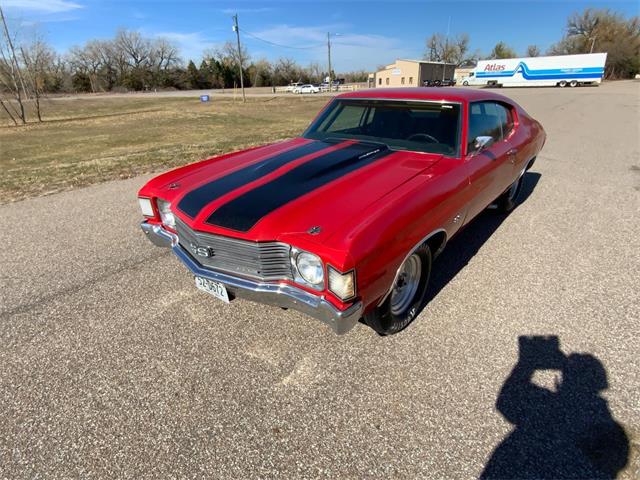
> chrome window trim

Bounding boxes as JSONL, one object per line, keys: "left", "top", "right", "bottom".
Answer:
{"left": 303, "top": 97, "right": 464, "bottom": 159}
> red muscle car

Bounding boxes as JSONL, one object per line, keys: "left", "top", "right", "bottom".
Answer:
{"left": 138, "top": 88, "right": 545, "bottom": 335}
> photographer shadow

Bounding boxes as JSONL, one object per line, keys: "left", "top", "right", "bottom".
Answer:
{"left": 481, "top": 336, "right": 629, "bottom": 479}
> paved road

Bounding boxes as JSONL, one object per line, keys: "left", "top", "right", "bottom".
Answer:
{"left": 1, "top": 82, "right": 639, "bottom": 478}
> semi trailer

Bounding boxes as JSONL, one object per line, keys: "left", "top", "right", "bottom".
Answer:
{"left": 459, "top": 53, "right": 607, "bottom": 88}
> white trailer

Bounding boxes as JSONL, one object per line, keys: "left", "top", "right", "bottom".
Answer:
{"left": 460, "top": 53, "right": 607, "bottom": 88}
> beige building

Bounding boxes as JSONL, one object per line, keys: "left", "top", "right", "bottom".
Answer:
{"left": 374, "top": 59, "right": 455, "bottom": 88}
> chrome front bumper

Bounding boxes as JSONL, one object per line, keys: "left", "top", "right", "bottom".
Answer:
{"left": 140, "top": 221, "right": 362, "bottom": 334}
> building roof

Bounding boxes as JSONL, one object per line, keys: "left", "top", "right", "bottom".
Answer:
{"left": 336, "top": 87, "right": 517, "bottom": 105}
{"left": 378, "top": 59, "right": 457, "bottom": 71}
{"left": 396, "top": 59, "right": 456, "bottom": 65}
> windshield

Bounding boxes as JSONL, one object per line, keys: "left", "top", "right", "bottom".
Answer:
{"left": 304, "top": 99, "right": 461, "bottom": 156}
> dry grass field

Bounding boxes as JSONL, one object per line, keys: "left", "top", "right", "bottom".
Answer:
{"left": 0, "top": 95, "right": 328, "bottom": 203}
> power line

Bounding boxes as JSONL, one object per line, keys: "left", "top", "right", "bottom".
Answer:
{"left": 239, "top": 28, "right": 324, "bottom": 50}
{"left": 239, "top": 28, "right": 383, "bottom": 51}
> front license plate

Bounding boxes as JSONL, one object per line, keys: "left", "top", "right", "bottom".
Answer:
{"left": 195, "top": 276, "right": 230, "bottom": 303}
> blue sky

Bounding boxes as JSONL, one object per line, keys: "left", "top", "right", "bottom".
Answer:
{"left": 3, "top": 0, "right": 639, "bottom": 71}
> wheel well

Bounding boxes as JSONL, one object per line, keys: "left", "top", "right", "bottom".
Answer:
{"left": 425, "top": 231, "right": 447, "bottom": 258}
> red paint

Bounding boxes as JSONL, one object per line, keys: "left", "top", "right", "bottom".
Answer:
{"left": 139, "top": 88, "right": 546, "bottom": 313}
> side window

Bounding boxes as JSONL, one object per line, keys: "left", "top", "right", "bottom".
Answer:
{"left": 467, "top": 102, "right": 502, "bottom": 152}
{"left": 386, "top": 78, "right": 389, "bottom": 85}
{"left": 496, "top": 104, "right": 514, "bottom": 138}
{"left": 378, "top": 78, "right": 382, "bottom": 85}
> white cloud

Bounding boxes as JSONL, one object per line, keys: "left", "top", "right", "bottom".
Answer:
{"left": 248, "top": 24, "right": 414, "bottom": 71}
{"left": 2, "top": 0, "right": 83, "bottom": 13}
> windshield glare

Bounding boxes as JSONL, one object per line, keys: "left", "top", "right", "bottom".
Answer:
{"left": 304, "top": 99, "right": 461, "bottom": 156}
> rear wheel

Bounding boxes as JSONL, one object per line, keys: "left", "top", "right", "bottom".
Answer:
{"left": 495, "top": 174, "right": 524, "bottom": 213}
{"left": 364, "top": 245, "right": 432, "bottom": 335}
{"left": 558, "top": 80, "right": 568, "bottom": 88}
{"left": 463, "top": 80, "right": 469, "bottom": 86}
{"left": 569, "top": 80, "right": 578, "bottom": 87}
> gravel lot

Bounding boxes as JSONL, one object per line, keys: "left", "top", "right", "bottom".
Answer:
{"left": 1, "top": 82, "right": 638, "bottom": 479}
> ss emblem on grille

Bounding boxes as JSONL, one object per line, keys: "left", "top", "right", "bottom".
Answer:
{"left": 189, "top": 242, "right": 212, "bottom": 258}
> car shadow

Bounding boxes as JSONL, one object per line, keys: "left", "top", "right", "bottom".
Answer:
{"left": 422, "top": 170, "right": 541, "bottom": 309}
{"left": 481, "top": 335, "right": 630, "bottom": 479}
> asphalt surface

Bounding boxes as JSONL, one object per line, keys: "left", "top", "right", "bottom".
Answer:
{"left": 1, "top": 82, "right": 639, "bottom": 479}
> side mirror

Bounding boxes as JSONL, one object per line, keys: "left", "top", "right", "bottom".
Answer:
{"left": 471, "top": 135, "right": 494, "bottom": 155}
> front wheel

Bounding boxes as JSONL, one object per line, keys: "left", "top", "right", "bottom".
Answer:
{"left": 463, "top": 80, "right": 469, "bottom": 86}
{"left": 364, "top": 245, "right": 432, "bottom": 335}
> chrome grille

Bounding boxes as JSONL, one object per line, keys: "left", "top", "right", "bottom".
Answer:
{"left": 175, "top": 217, "right": 292, "bottom": 281}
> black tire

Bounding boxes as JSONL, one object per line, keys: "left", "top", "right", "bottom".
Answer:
{"left": 364, "top": 245, "right": 432, "bottom": 335}
{"left": 463, "top": 81, "right": 469, "bottom": 86}
{"left": 570, "top": 80, "right": 578, "bottom": 87}
{"left": 495, "top": 174, "right": 524, "bottom": 213}
{"left": 559, "top": 80, "right": 568, "bottom": 88}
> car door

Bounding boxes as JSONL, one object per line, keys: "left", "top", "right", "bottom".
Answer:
{"left": 463, "top": 101, "right": 515, "bottom": 222}
{"left": 497, "top": 102, "right": 528, "bottom": 179}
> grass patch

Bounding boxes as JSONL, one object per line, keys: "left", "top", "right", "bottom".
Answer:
{"left": 0, "top": 95, "right": 329, "bottom": 203}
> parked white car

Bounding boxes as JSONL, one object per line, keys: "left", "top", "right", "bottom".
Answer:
{"left": 286, "top": 82, "right": 303, "bottom": 92}
{"left": 294, "top": 84, "right": 320, "bottom": 94}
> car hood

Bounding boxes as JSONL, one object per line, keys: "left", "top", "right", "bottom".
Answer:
{"left": 158, "top": 138, "right": 443, "bottom": 244}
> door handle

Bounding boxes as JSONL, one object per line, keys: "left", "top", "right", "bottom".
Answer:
{"left": 508, "top": 148, "right": 518, "bottom": 156}
{"left": 507, "top": 148, "right": 518, "bottom": 164}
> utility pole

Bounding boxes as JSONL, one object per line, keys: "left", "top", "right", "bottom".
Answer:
{"left": 232, "top": 14, "right": 246, "bottom": 102}
{"left": 443, "top": 16, "right": 451, "bottom": 82}
{"left": 327, "top": 32, "right": 332, "bottom": 93}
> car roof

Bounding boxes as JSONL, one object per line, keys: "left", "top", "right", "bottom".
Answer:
{"left": 336, "top": 87, "right": 515, "bottom": 105}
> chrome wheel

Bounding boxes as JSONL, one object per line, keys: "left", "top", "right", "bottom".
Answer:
{"left": 390, "top": 254, "right": 422, "bottom": 316}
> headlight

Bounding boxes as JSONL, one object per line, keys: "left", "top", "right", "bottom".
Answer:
{"left": 328, "top": 266, "right": 356, "bottom": 301}
{"left": 294, "top": 251, "right": 324, "bottom": 287}
{"left": 138, "top": 197, "right": 154, "bottom": 217}
{"left": 156, "top": 198, "right": 176, "bottom": 229}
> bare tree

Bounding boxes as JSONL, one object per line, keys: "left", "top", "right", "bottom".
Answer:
{"left": 151, "top": 38, "right": 180, "bottom": 71}
{"left": 213, "top": 41, "right": 250, "bottom": 70}
{"left": 548, "top": 8, "right": 640, "bottom": 78}
{"left": 69, "top": 41, "right": 105, "bottom": 92}
{"left": 526, "top": 45, "right": 541, "bottom": 57}
{"left": 424, "top": 32, "right": 471, "bottom": 66}
{"left": 307, "top": 62, "right": 323, "bottom": 83}
{"left": 272, "top": 57, "right": 299, "bottom": 85}
{"left": 0, "top": 5, "right": 27, "bottom": 124}
{"left": 115, "top": 29, "right": 152, "bottom": 68}
{"left": 20, "top": 39, "right": 55, "bottom": 122}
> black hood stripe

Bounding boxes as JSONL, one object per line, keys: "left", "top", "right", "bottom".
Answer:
{"left": 177, "top": 140, "right": 330, "bottom": 218}
{"left": 206, "top": 142, "right": 391, "bottom": 232}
